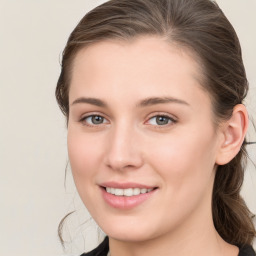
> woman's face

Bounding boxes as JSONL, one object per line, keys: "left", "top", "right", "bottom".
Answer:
{"left": 68, "top": 37, "right": 223, "bottom": 242}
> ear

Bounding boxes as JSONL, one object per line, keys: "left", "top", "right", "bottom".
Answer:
{"left": 216, "top": 104, "right": 248, "bottom": 165}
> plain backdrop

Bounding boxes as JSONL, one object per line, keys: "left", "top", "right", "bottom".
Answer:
{"left": 0, "top": 1, "right": 255, "bottom": 255}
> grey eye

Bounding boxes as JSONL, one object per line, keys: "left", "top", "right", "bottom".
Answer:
{"left": 148, "top": 115, "right": 174, "bottom": 126}
{"left": 91, "top": 115, "right": 104, "bottom": 124}
{"left": 82, "top": 115, "right": 107, "bottom": 125}
{"left": 155, "top": 116, "right": 170, "bottom": 125}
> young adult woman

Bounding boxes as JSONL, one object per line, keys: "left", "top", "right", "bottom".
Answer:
{"left": 56, "top": 0, "right": 256, "bottom": 255}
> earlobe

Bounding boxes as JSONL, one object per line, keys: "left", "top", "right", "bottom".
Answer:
{"left": 216, "top": 104, "right": 248, "bottom": 165}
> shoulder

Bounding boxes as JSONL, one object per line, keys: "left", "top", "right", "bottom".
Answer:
{"left": 80, "top": 236, "right": 109, "bottom": 256}
{"left": 239, "top": 245, "right": 256, "bottom": 256}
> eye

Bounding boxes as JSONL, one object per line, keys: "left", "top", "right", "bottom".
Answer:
{"left": 80, "top": 115, "right": 108, "bottom": 126}
{"left": 147, "top": 115, "right": 176, "bottom": 126}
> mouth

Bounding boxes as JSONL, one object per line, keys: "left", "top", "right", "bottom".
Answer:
{"left": 99, "top": 183, "right": 158, "bottom": 209}
{"left": 104, "top": 187, "right": 156, "bottom": 197}
{"left": 99, "top": 182, "right": 158, "bottom": 209}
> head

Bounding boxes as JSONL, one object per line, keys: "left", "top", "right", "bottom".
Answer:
{"left": 56, "top": 0, "right": 255, "bottom": 246}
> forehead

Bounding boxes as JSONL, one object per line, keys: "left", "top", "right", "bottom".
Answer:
{"left": 72, "top": 36, "right": 202, "bottom": 80}
{"left": 69, "top": 36, "right": 210, "bottom": 111}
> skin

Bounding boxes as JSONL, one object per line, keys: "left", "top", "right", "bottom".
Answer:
{"left": 68, "top": 36, "right": 247, "bottom": 256}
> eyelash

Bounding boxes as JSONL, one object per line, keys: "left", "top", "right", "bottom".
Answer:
{"left": 79, "top": 114, "right": 109, "bottom": 127}
{"left": 145, "top": 114, "right": 177, "bottom": 128}
{"left": 79, "top": 113, "right": 177, "bottom": 128}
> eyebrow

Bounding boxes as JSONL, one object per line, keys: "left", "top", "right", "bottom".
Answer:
{"left": 71, "top": 96, "right": 190, "bottom": 108}
{"left": 137, "top": 97, "right": 190, "bottom": 107}
{"left": 71, "top": 97, "right": 107, "bottom": 107}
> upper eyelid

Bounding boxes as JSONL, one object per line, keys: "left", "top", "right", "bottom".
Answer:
{"left": 145, "top": 112, "right": 178, "bottom": 121}
{"left": 79, "top": 112, "right": 110, "bottom": 121}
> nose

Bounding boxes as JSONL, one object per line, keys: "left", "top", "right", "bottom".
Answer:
{"left": 104, "top": 123, "right": 144, "bottom": 172}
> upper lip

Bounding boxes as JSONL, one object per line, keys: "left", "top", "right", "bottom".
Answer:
{"left": 100, "top": 181, "right": 157, "bottom": 189}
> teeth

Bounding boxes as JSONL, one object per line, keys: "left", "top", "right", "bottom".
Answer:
{"left": 114, "top": 189, "right": 124, "bottom": 196}
{"left": 105, "top": 187, "right": 154, "bottom": 196}
{"left": 124, "top": 188, "right": 133, "bottom": 196}
{"left": 133, "top": 188, "right": 140, "bottom": 195}
{"left": 140, "top": 188, "right": 147, "bottom": 194}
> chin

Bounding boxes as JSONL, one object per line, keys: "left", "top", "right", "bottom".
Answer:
{"left": 98, "top": 216, "right": 167, "bottom": 243}
{"left": 107, "top": 230, "right": 154, "bottom": 243}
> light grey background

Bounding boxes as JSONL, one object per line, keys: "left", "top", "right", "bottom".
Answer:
{"left": 0, "top": 0, "right": 255, "bottom": 255}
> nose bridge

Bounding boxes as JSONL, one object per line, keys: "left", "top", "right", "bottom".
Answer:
{"left": 105, "top": 119, "right": 143, "bottom": 171}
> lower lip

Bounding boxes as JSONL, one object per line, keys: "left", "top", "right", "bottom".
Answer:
{"left": 101, "top": 187, "right": 157, "bottom": 210}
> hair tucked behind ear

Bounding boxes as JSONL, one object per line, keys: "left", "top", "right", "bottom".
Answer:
{"left": 56, "top": 0, "right": 256, "bottom": 246}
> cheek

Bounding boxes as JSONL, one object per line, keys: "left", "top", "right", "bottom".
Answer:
{"left": 67, "top": 128, "right": 104, "bottom": 183}
{"left": 146, "top": 131, "right": 217, "bottom": 226}
{"left": 148, "top": 129, "right": 217, "bottom": 192}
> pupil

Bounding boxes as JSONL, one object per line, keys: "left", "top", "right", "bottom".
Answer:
{"left": 92, "top": 116, "right": 103, "bottom": 124}
{"left": 156, "top": 116, "right": 169, "bottom": 125}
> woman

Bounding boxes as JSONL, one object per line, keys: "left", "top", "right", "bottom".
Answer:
{"left": 56, "top": 0, "right": 256, "bottom": 255}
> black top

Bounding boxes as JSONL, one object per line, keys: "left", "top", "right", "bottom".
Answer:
{"left": 81, "top": 237, "right": 256, "bottom": 256}
{"left": 239, "top": 245, "right": 256, "bottom": 256}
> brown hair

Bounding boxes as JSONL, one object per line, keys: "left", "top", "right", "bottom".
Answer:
{"left": 56, "top": 0, "right": 256, "bottom": 246}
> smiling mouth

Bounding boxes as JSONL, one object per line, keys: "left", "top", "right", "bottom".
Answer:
{"left": 104, "top": 187, "right": 157, "bottom": 197}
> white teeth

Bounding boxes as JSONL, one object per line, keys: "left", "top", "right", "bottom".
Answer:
{"left": 124, "top": 188, "right": 133, "bottom": 196}
{"left": 114, "top": 188, "right": 124, "bottom": 196}
{"left": 105, "top": 187, "right": 154, "bottom": 196}
{"left": 141, "top": 188, "right": 147, "bottom": 194}
{"left": 133, "top": 188, "right": 140, "bottom": 195}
